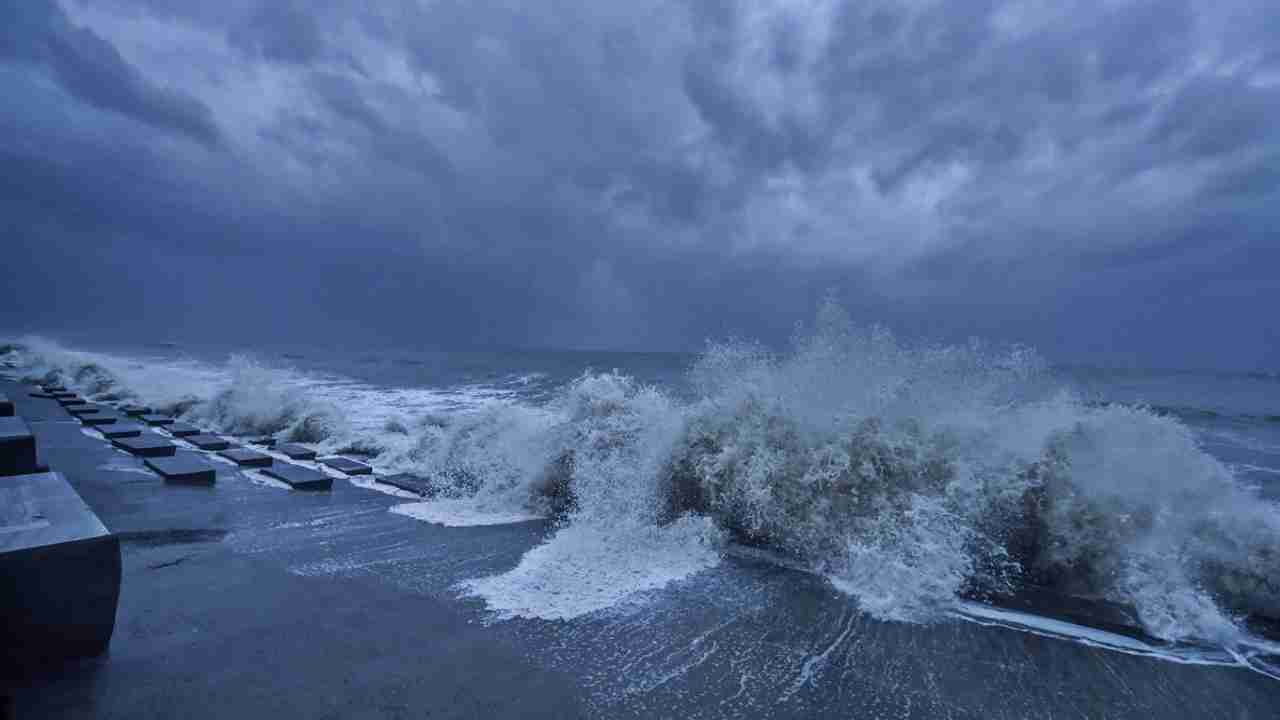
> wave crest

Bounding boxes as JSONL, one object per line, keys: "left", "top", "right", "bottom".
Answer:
{"left": 7, "top": 313, "right": 1280, "bottom": 643}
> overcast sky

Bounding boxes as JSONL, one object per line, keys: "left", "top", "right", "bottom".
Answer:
{"left": 2, "top": 0, "right": 1278, "bottom": 369}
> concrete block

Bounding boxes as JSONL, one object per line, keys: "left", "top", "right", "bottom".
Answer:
{"left": 80, "top": 414, "right": 121, "bottom": 428}
{"left": 166, "top": 423, "right": 201, "bottom": 438}
{"left": 42, "top": 384, "right": 67, "bottom": 393}
{"left": 377, "top": 473, "right": 434, "bottom": 497}
{"left": 144, "top": 455, "right": 216, "bottom": 485}
{"left": 121, "top": 405, "right": 151, "bottom": 417}
{"left": 28, "top": 391, "right": 56, "bottom": 399}
{"left": 249, "top": 437, "right": 277, "bottom": 448}
{"left": 186, "top": 434, "right": 231, "bottom": 451}
{"left": 0, "top": 393, "right": 12, "bottom": 417}
{"left": 100, "top": 423, "right": 144, "bottom": 439}
{"left": 55, "top": 395, "right": 85, "bottom": 406}
{"left": 319, "top": 457, "right": 372, "bottom": 475}
{"left": 261, "top": 463, "right": 332, "bottom": 491}
{"left": 276, "top": 443, "right": 317, "bottom": 461}
{"left": 0, "top": 471, "right": 121, "bottom": 671}
{"left": 65, "top": 403, "right": 103, "bottom": 417}
{"left": 219, "top": 448, "right": 273, "bottom": 468}
{"left": 141, "top": 414, "right": 176, "bottom": 426}
{"left": 1, "top": 416, "right": 39, "bottom": 477}
{"left": 111, "top": 435, "right": 177, "bottom": 458}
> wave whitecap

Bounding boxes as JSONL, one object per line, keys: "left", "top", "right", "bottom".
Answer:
{"left": 5, "top": 307, "right": 1280, "bottom": 650}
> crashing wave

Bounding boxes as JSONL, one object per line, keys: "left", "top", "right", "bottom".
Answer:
{"left": 5, "top": 308, "right": 1280, "bottom": 644}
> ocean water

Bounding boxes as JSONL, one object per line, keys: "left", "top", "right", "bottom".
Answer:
{"left": 5, "top": 306, "right": 1280, "bottom": 674}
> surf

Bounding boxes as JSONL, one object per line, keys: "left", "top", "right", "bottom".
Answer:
{"left": 5, "top": 303, "right": 1280, "bottom": 665}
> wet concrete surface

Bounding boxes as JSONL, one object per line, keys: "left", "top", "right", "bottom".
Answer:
{"left": 1, "top": 383, "right": 579, "bottom": 719}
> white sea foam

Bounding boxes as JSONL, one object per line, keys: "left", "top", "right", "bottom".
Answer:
{"left": 951, "top": 602, "right": 1244, "bottom": 666}
{"left": 390, "top": 499, "right": 544, "bottom": 527}
{"left": 8, "top": 305, "right": 1280, "bottom": 648}
{"left": 461, "top": 517, "right": 722, "bottom": 621}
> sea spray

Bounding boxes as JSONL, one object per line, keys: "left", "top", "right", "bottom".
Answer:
{"left": 194, "top": 354, "right": 347, "bottom": 441}
{"left": 9, "top": 336, "right": 225, "bottom": 409}
{"left": 7, "top": 312, "right": 1280, "bottom": 644}
{"left": 460, "top": 371, "right": 725, "bottom": 620}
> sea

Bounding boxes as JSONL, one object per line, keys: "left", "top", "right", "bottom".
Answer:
{"left": 5, "top": 308, "right": 1280, "bottom": 703}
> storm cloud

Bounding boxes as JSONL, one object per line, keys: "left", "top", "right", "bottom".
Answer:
{"left": 2, "top": 0, "right": 1278, "bottom": 368}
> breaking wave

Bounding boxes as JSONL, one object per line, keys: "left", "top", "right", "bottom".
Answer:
{"left": 5, "top": 304, "right": 1280, "bottom": 649}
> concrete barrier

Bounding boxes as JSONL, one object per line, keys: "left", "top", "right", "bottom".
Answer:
{"left": 186, "top": 435, "right": 231, "bottom": 451}
{"left": 0, "top": 471, "right": 121, "bottom": 672}
{"left": 219, "top": 448, "right": 273, "bottom": 468}
{"left": 111, "top": 435, "right": 177, "bottom": 458}
{"left": 165, "top": 423, "right": 201, "bottom": 438}
{"left": 276, "top": 443, "right": 317, "bottom": 461}
{"left": 144, "top": 455, "right": 216, "bottom": 485}
{"left": 81, "top": 414, "right": 121, "bottom": 428}
{"left": 319, "top": 457, "right": 372, "bottom": 476}
{"left": 376, "top": 473, "right": 434, "bottom": 496}
{"left": 100, "top": 423, "right": 144, "bottom": 439}
{"left": 1, "top": 416, "right": 38, "bottom": 477}
{"left": 262, "top": 463, "right": 332, "bottom": 491}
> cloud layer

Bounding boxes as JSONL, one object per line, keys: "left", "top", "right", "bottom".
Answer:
{"left": 2, "top": 0, "right": 1278, "bottom": 368}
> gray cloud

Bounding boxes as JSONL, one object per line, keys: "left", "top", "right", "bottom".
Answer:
{"left": 227, "top": 1, "right": 323, "bottom": 65}
{"left": 2, "top": 0, "right": 1279, "bottom": 369}
{"left": 2, "top": 2, "right": 220, "bottom": 147}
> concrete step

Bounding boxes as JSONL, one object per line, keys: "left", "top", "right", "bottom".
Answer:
{"left": 376, "top": 473, "right": 434, "bottom": 497}
{"left": 261, "top": 463, "right": 332, "bottom": 491}
{"left": 319, "top": 457, "right": 372, "bottom": 476}
{"left": 0, "top": 471, "right": 121, "bottom": 673}
{"left": 165, "top": 423, "right": 201, "bottom": 438}
{"left": 219, "top": 448, "right": 273, "bottom": 468}
{"left": 100, "top": 423, "right": 145, "bottom": 439}
{"left": 186, "top": 434, "right": 231, "bottom": 451}
{"left": 81, "top": 414, "right": 122, "bottom": 428}
{"left": 65, "top": 404, "right": 103, "bottom": 417}
{"left": 0, "top": 416, "right": 38, "bottom": 477}
{"left": 144, "top": 455, "right": 216, "bottom": 485}
{"left": 276, "top": 443, "right": 316, "bottom": 461}
{"left": 111, "top": 435, "right": 177, "bottom": 458}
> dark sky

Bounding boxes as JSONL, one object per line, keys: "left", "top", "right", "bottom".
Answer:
{"left": 2, "top": 0, "right": 1278, "bottom": 369}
